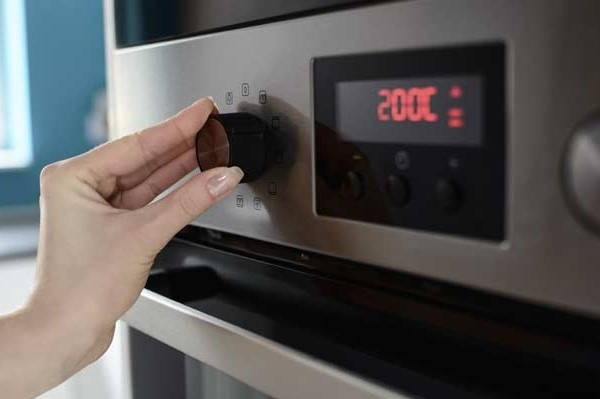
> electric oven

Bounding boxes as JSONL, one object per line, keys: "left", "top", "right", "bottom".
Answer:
{"left": 104, "top": 1, "right": 600, "bottom": 397}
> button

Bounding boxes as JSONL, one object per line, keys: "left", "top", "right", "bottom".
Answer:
{"left": 226, "top": 91, "right": 233, "bottom": 105}
{"left": 387, "top": 175, "right": 410, "bottom": 207}
{"left": 435, "top": 178, "right": 462, "bottom": 212}
{"left": 253, "top": 197, "right": 262, "bottom": 210}
{"left": 242, "top": 83, "right": 249, "bottom": 96}
{"left": 563, "top": 111, "right": 600, "bottom": 234}
{"left": 340, "top": 171, "right": 363, "bottom": 200}
{"left": 236, "top": 195, "right": 244, "bottom": 208}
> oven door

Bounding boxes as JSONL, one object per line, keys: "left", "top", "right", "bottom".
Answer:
{"left": 123, "top": 239, "right": 417, "bottom": 399}
{"left": 122, "top": 232, "right": 600, "bottom": 399}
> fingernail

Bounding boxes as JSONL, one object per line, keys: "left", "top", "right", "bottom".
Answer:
{"left": 206, "top": 96, "right": 220, "bottom": 113}
{"left": 206, "top": 167, "right": 244, "bottom": 198}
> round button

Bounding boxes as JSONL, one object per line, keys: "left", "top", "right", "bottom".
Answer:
{"left": 563, "top": 112, "right": 600, "bottom": 234}
{"left": 341, "top": 171, "right": 364, "bottom": 200}
{"left": 196, "top": 113, "right": 270, "bottom": 182}
{"left": 387, "top": 175, "right": 410, "bottom": 207}
{"left": 435, "top": 178, "right": 462, "bottom": 212}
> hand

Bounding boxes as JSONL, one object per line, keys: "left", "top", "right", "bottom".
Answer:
{"left": 0, "top": 97, "right": 243, "bottom": 398}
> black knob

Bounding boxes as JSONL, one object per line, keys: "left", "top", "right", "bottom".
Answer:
{"left": 563, "top": 111, "right": 600, "bottom": 234}
{"left": 340, "top": 171, "right": 364, "bottom": 200}
{"left": 435, "top": 178, "right": 462, "bottom": 212}
{"left": 196, "top": 113, "right": 270, "bottom": 182}
{"left": 387, "top": 175, "right": 410, "bottom": 207}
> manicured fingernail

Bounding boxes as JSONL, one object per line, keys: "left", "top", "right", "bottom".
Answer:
{"left": 206, "top": 96, "right": 220, "bottom": 113}
{"left": 206, "top": 167, "right": 244, "bottom": 198}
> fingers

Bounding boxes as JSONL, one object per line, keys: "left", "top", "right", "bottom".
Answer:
{"left": 140, "top": 166, "right": 244, "bottom": 247}
{"left": 81, "top": 97, "right": 217, "bottom": 197}
{"left": 110, "top": 148, "right": 198, "bottom": 210}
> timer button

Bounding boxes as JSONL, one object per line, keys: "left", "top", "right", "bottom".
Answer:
{"left": 387, "top": 175, "right": 410, "bottom": 207}
{"left": 435, "top": 178, "right": 462, "bottom": 212}
{"left": 196, "top": 112, "right": 269, "bottom": 182}
{"left": 341, "top": 171, "right": 364, "bottom": 200}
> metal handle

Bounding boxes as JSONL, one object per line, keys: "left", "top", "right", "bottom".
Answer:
{"left": 123, "top": 289, "right": 409, "bottom": 399}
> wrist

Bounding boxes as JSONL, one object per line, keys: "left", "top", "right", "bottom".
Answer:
{"left": 18, "top": 297, "right": 115, "bottom": 382}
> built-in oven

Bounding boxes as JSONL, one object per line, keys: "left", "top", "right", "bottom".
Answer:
{"left": 104, "top": 1, "right": 600, "bottom": 397}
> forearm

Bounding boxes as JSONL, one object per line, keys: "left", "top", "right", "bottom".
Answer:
{"left": 0, "top": 305, "right": 108, "bottom": 399}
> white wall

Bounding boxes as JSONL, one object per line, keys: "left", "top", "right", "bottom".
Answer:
{"left": 0, "top": 257, "right": 131, "bottom": 399}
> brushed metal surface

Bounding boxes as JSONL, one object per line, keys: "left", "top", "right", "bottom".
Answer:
{"left": 123, "top": 289, "right": 409, "bottom": 399}
{"left": 105, "top": 0, "right": 600, "bottom": 316}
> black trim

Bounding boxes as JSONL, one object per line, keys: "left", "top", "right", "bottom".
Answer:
{"left": 113, "top": 0, "right": 397, "bottom": 49}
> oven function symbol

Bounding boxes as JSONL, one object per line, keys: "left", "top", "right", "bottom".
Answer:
{"left": 259, "top": 90, "right": 267, "bottom": 104}
{"left": 236, "top": 195, "right": 244, "bottom": 208}
{"left": 242, "top": 83, "right": 249, "bottom": 97}
{"left": 395, "top": 151, "right": 410, "bottom": 171}
{"left": 253, "top": 197, "right": 262, "bottom": 211}
{"left": 271, "top": 115, "right": 281, "bottom": 130}
{"left": 226, "top": 91, "right": 234, "bottom": 105}
{"left": 268, "top": 182, "right": 277, "bottom": 196}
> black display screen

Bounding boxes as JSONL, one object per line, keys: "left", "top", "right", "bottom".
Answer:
{"left": 313, "top": 44, "right": 506, "bottom": 240}
{"left": 113, "top": 0, "right": 387, "bottom": 48}
{"left": 336, "top": 76, "right": 483, "bottom": 146}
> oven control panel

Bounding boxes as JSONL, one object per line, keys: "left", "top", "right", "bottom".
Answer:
{"left": 106, "top": 0, "right": 600, "bottom": 317}
{"left": 314, "top": 45, "right": 505, "bottom": 240}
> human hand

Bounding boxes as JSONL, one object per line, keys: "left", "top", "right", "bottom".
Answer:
{"left": 0, "top": 97, "right": 243, "bottom": 398}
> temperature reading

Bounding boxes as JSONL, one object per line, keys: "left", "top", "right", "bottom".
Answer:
{"left": 377, "top": 87, "right": 439, "bottom": 123}
{"left": 336, "top": 76, "right": 482, "bottom": 146}
{"left": 376, "top": 85, "right": 465, "bottom": 129}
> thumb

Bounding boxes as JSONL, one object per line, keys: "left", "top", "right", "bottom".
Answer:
{"left": 142, "top": 166, "right": 244, "bottom": 247}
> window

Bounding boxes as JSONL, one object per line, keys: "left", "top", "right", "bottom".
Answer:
{"left": 0, "top": 0, "right": 32, "bottom": 169}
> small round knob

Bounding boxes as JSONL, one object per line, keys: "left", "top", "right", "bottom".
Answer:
{"left": 563, "top": 112, "right": 600, "bottom": 234}
{"left": 435, "top": 178, "right": 462, "bottom": 212}
{"left": 387, "top": 175, "right": 410, "bottom": 207}
{"left": 340, "top": 171, "right": 364, "bottom": 200}
{"left": 196, "top": 113, "right": 269, "bottom": 182}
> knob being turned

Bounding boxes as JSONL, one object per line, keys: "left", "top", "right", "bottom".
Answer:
{"left": 196, "top": 113, "right": 270, "bottom": 182}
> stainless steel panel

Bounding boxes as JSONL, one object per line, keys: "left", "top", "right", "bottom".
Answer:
{"left": 105, "top": 0, "right": 600, "bottom": 316}
{"left": 123, "top": 289, "right": 408, "bottom": 399}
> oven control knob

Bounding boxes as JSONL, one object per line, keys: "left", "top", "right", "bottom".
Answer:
{"left": 563, "top": 112, "right": 600, "bottom": 234}
{"left": 196, "top": 112, "right": 270, "bottom": 182}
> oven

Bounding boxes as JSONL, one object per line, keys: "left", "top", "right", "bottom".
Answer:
{"left": 103, "top": 1, "right": 600, "bottom": 397}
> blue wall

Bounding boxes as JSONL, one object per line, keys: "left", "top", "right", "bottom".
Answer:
{"left": 0, "top": 0, "right": 105, "bottom": 207}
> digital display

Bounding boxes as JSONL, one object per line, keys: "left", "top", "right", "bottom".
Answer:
{"left": 336, "top": 76, "right": 482, "bottom": 146}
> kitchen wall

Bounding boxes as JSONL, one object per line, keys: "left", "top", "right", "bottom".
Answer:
{"left": 0, "top": 2, "right": 130, "bottom": 398}
{"left": 0, "top": 0, "right": 106, "bottom": 207}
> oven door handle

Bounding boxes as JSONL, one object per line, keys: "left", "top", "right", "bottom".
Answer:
{"left": 123, "top": 288, "right": 410, "bottom": 399}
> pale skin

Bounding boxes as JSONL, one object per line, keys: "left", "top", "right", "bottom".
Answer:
{"left": 0, "top": 97, "right": 243, "bottom": 399}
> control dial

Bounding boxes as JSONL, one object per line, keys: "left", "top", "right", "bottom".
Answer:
{"left": 196, "top": 112, "right": 270, "bottom": 182}
{"left": 563, "top": 112, "right": 600, "bottom": 234}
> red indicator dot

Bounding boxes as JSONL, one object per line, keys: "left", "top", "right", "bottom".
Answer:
{"left": 448, "top": 118, "right": 464, "bottom": 128}
{"left": 449, "top": 85, "right": 463, "bottom": 99}
{"left": 447, "top": 108, "right": 464, "bottom": 118}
